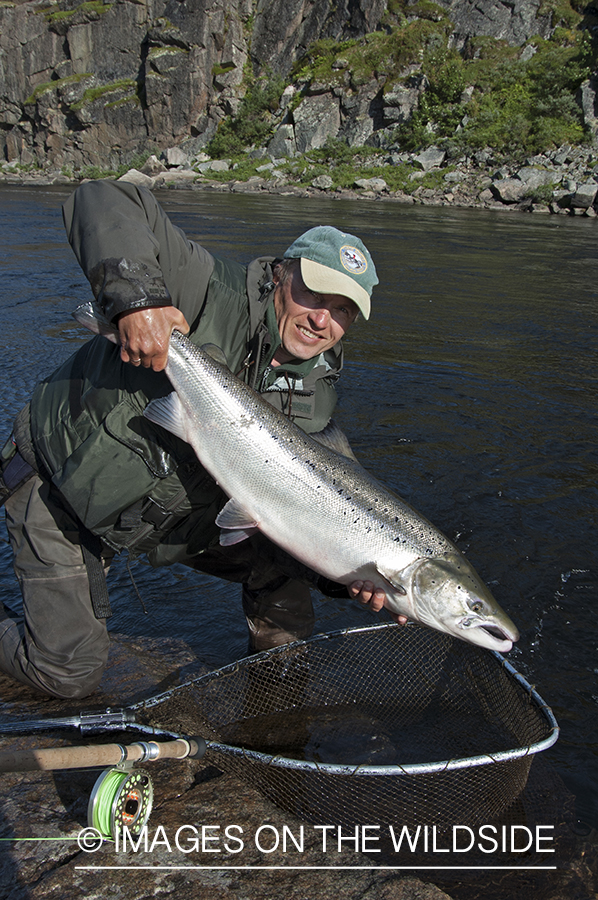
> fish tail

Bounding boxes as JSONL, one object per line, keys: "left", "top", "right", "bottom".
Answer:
{"left": 72, "top": 300, "right": 120, "bottom": 344}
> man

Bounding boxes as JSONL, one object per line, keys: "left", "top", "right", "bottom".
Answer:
{"left": 0, "top": 180, "right": 400, "bottom": 700}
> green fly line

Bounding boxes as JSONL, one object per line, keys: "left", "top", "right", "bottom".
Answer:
{"left": 88, "top": 768, "right": 153, "bottom": 839}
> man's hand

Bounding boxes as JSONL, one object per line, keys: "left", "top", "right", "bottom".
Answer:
{"left": 349, "top": 580, "right": 408, "bottom": 625}
{"left": 118, "top": 306, "right": 190, "bottom": 371}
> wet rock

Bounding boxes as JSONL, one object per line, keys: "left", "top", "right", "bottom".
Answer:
{"left": 0, "top": 631, "right": 597, "bottom": 899}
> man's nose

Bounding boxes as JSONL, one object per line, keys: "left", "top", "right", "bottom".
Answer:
{"left": 310, "top": 307, "right": 330, "bottom": 327}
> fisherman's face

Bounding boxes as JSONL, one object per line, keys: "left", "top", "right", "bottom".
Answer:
{"left": 272, "top": 263, "right": 358, "bottom": 366}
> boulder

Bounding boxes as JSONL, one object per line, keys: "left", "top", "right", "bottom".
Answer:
{"left": 117, "top": 169, "right": 155, "bottom": 188}
{"left": 435, "top": 0, "right": 552, "bottom": 48}
{"left": 413, "top": 147, "right": 446, "bottom": 171}
{"left": 578, "top": 76, "right": 598, "bottom": 146}
{"left": 293, "top": 93, "right": 341, "bottom": 153}
{"left": 354, "top": 176, "right": 388, "bottom": 192}
{"left": 516, "top": 166, "right": 558, "bottom": 189}
{"left": 162, "top": 147, "right": 190, "bottom": 168}
{"left": 197, "top": 159, "right": 230, "bottom": 173}
{"left": 312, "top": 174, "right": 334, "bottom": 188}
{"left": 571, "top": 182, "right": 598, "bottom": 209}
{"left": 383, "top": 74, "right": 427, "bottom": 126}
{"left": 491, "top": 178, "right": 528, "bottom": 203}
{"left": 140, "top": 154, "right": 167, "bottom": 176}
{"left": 267, "top": 123, "right": 297, "bottom": 158}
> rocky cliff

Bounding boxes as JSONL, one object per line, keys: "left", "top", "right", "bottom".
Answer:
{"left": 0, "top": 0, "right": 594, "bottom": 170}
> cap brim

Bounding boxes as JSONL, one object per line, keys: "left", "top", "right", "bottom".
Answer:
{"left": 300, "top": 258, "right": 371, "bottom": 319}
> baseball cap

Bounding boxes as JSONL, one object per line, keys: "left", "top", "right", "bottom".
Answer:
{"left": 282, "top": 225, "right": 378, "bottom": 319}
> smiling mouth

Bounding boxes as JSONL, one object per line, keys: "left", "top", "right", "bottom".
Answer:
{"left": 297, "top": 324, "right": 321, "bottom": 341}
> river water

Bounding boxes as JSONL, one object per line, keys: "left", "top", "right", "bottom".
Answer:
{"left": 0, "top": 184, "right": 596, "bottom": 830}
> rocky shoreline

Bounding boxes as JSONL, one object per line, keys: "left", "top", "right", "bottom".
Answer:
{"left": 3, "top": 141, "right": 598, "bottom": 218}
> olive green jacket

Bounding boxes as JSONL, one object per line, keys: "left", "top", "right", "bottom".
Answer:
{"left": 26, "top": 181, "right": 342, "bottom": 566}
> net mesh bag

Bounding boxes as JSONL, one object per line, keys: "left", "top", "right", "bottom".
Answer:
{"left": 135, "top": 623, "right": 558, "bottom": 829}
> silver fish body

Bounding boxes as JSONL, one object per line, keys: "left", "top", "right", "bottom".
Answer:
{"left": 150, "top": 332, "right": 519, "bottom": 653}
{"left": 73, "top": 303, "right": 519, "bottom": 653}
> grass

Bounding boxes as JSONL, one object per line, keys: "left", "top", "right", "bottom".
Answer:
{"left": 24, "top": 73, "right": 93, "bottom": 106}
{"left": 40, "top": 1, "right": 112, "bottom": 22}
{"left": 70, "top": 79, "right": 138, "bottom": 111}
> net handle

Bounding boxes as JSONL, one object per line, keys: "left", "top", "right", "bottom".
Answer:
{"left": 0, "top": 737, "right": 206, "bottom": 772}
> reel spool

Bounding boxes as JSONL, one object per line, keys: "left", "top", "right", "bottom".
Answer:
{"left": 88, "top": 766, "right": 153, "bottom": 839}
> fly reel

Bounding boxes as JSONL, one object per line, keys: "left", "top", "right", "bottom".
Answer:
{"left": 88, "top": 766, "right": 154, "bottom": 839}
{"left": 0, "top": 734, "right": 205, "bottom": 841}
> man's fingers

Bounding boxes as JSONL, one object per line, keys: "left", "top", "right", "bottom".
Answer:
{"left": 349, "top": 580, "right": 408, "bottom": 625}
{"left": 349, "top": 580, "right": 386, "bottom": 612}
{"left": 118, "top": 307, "right": 190, "bottom": 371}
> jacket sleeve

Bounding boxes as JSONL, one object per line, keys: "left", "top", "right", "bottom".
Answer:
{"left": 62, "top": 180, "right": 216, "bottom": 326}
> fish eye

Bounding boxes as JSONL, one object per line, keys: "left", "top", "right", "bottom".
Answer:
{"left": 469, "top": 600, "right": 485, "bottom": 613}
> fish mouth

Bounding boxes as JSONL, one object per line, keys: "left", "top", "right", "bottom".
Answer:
{"left": 458, "top": 617, "right": 519, "bottom": 653}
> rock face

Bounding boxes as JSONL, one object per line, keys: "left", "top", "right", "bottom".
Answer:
{"left": 0, "top": 0, "right": 388, "bottom": 169}
{"left": 0, "top": 0, "right": 589, "bottom": 170}
{"left": 435, "top": 0, "right": 552, "bottom": 48}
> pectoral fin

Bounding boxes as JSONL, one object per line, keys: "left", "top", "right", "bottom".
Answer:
{"left": 216, "top": 498, "right": 260, "bottom": 545}
{"left": 376, "top": 566, "right": 407, "bottom": 595}
{"left": 144, "top": 393, "right": 188, "bottom": 442}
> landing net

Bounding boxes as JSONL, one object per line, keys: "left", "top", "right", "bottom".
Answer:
{"left": 132, "top": 623, "right": 558, "bottom": 829}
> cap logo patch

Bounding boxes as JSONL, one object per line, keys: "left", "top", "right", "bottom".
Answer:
{"left": 340, "top": 244, "right": 368, "bottom": 275}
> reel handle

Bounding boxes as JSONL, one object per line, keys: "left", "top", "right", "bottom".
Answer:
{"left": 0, "top": 737, "right": 206, "bottom": 772}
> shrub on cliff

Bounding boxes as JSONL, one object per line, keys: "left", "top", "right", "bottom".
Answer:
{"left": 207, "top": 76, "right": 285, "bottom": 159}
{"left": 398, "top": 28, "right": 593, "bottom": 154}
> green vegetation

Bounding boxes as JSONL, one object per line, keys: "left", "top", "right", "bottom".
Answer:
{"left": 202, "top": 135, "right": 452, "bottom": 196}
{"left": 212, "top": 62, "right": 236, "bottom": 77}
{"left": 523, "top": 182, "right": 560, "bottom": 204}
{"left": 19, "top": 0, "right": 595, "bottom": 187}
{"left": 24, "top": 73, "right": 92, "bottom": 106}
{"left": 287, "top": 138, "right": 449, "bottom": 193}
{"left": 78, "top": 150, "right": 155, "bottom": 181}
{"left": 286, "top": 0, "right": 593, "bottom": 157}
{"left": 207, "top": 75, "right": 286, "bottom": 158}
{"left": 40, "top": 1, "right": 112, "bottom": 22}
{"left": 70, "top": 79, "right": 138, "bottom": 111}
{"left": 399, "top": 28, "right": 593, "bottom": 154}
{"left": 204, "top": 0, "right": 594, "bottom": 165}
{"left": 148, "top": 47, "right": 189, "bottom": 60}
